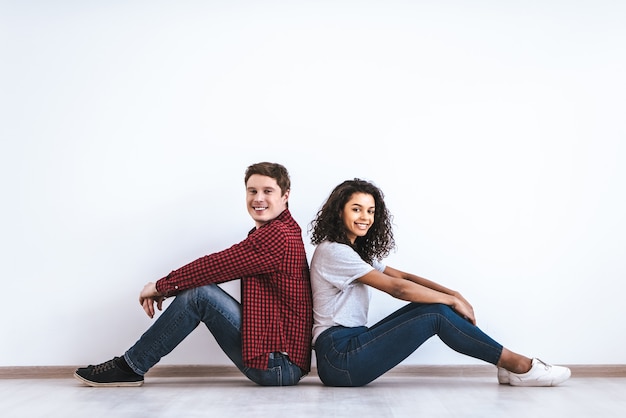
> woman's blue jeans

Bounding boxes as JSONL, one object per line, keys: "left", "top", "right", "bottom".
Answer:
{"left": 314, "top": 303, "right": 503, "bottom": 387}
{"left": 123, "top": 284, "right": 303, "bottom": 386}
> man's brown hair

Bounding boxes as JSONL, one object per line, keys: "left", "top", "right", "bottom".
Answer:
{"left": 244, "top": 162, "right": 291, "bottom": 196}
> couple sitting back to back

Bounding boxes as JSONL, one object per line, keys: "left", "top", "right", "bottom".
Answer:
{"left": 75, "top": 162, "right": 570, "bottom": 388}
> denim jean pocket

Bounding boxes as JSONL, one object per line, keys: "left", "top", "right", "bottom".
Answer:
{"left": 244, "top": 352, "right": 301, "bottom": 386}
{"left": 317, "top": 353, "right": 352, "bottom": 386}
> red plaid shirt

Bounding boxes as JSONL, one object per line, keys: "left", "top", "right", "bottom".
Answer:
{"left": 155, "top": 209, "right": 313, "bottom": 372}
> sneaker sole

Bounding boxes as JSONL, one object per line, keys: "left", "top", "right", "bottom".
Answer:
{"left": 509, "top": 377, "right": 570, "bottom": 387}
{"left": 508, "top": 370, "right": 571, "bottom": 387}
{"left": 73, "top": 372, "right": 144, "bottom": 387}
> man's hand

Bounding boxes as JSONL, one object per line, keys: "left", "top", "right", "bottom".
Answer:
{"left": 139, "top": 282, "right": 165, "bottom": 318}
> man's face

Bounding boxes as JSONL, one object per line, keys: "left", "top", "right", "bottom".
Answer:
{"left": 246, "top": 174, "right": 289, "bottom": 228}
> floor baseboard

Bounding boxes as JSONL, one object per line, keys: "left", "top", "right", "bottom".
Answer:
{"left": 1, "top": 364, "right": 625, "bottom": 379}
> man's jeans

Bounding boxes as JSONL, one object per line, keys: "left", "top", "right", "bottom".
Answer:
{"left": 314, "top": 303, "right": 503, "bottom": 387}
{"left": 124, "top": 284, "right": 303, "bottom": 386}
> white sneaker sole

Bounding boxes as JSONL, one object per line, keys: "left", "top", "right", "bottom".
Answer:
{"left": 508, "top": 368, "right": 571, "bottom": 387}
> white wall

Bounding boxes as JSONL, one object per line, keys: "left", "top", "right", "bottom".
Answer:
{"left": 1, "top": 0, "right": 625, "bottom": 367}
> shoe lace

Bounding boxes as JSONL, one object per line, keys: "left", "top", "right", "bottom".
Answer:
{"left": 535, "top": 358, "right": 551, "bottom": 370}
{"left": 93, "top": 358, "right": 119, "bottom": 374}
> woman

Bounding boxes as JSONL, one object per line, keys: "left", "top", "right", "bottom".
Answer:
{"left": 309, "top": 178, "right": 570, "bottom": 387}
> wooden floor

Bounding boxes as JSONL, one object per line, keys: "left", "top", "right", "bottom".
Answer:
{"left": 2, "top": 367, "right": 626, "bottom": 418}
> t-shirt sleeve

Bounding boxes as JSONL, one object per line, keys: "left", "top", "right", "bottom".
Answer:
{"left": 312, "top": 242, "right": 381, "bottom": 290}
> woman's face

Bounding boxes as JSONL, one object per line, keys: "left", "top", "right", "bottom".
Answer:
{"left": 341, "top": 192, "right": 375, "bottom": 243}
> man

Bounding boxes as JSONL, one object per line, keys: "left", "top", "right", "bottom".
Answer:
{"left": 74, "top": 162, "right": 313, "bottom": 386}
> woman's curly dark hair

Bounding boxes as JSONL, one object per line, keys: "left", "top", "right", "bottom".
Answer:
{"left": 309, "top": 179, "right": 395, "bottom": 264}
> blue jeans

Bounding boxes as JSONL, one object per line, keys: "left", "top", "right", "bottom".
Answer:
{"left": 123, "top": 284, "right": 303, "bottom": 386}
{"left": 314, "top": 303, "right": 503, "bottom": 387}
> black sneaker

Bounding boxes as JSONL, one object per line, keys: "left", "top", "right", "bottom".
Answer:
{"left": 74, "top": 357, "right": 144, "bottom": 387}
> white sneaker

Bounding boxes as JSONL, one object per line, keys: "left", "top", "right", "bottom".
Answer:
{"left": 500, "top": 358, "right": 571, "bottom": 387}
{"left": 497, "top": 367, "right": 509, "bottom": 384}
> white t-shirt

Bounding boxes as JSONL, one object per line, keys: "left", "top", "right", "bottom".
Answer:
{"left": 310, "top": 241, "right": 386, "bottom": 344}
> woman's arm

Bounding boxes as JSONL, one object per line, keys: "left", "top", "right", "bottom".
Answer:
{"left": 384, "top": 266, "right": 457, "bottom": 294}
{"left": 385, "top": 266, "right": 475, "bottom": 317}
{"left": 357, "top": 267, "right": 476, "bottom": 325}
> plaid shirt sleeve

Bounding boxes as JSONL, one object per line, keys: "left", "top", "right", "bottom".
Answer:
{"left": 155, "top": 225, "right": 285, "bottom": 297}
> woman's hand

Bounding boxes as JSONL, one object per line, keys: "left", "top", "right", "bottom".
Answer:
{"left": 138, "top": 282, "right": 165, "bottom": 319}
{"left": 450, "top": 293, "right": 476, "bottom": 325}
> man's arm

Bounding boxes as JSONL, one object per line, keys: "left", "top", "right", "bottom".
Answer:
{"left": 137, "top": 223, "right": 287, "bottom": 318}
{"left": 156, "top": 225, "right": 286, "bottom": 295}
